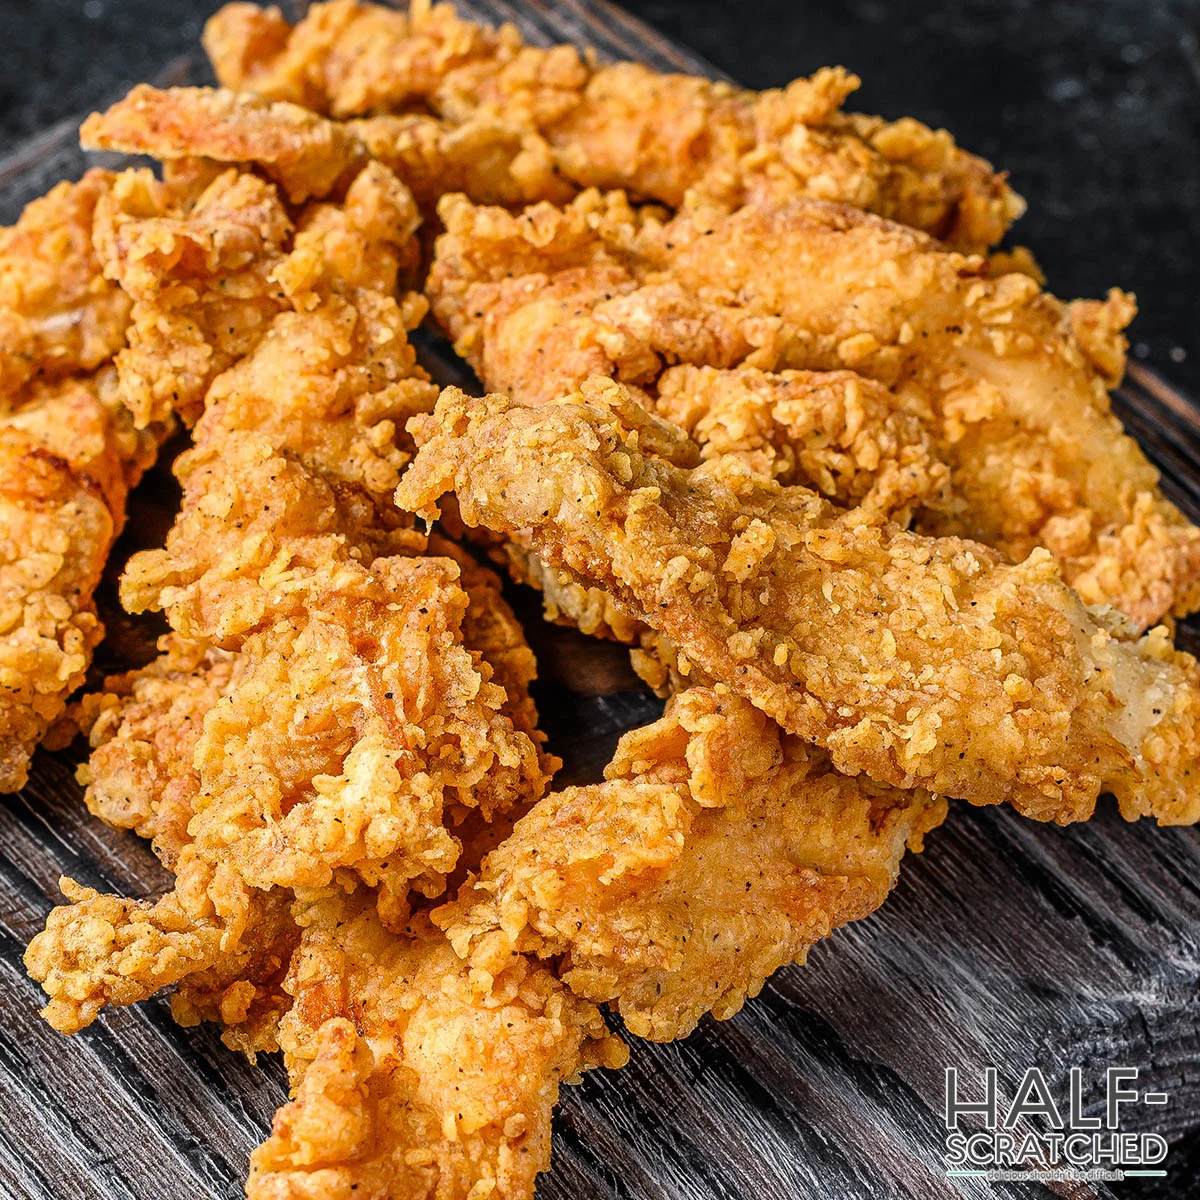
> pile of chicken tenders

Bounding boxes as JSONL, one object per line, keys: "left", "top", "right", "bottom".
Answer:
{"left": 2, "top": 2, "right": 1198, "bottom": 1196}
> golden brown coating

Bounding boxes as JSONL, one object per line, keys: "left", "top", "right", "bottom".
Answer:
{"left": 28, "top": 449, "right": 549, "bottom": 1035}
{"left": 0, "top": 168, "right": 163, "bottom": 790}
{"left": 28, "top": 861, "right": 250, "bottom": 1033}
{"left": 246, "top": 891, "right": 625, "bottom": 1200}
{"left": 204, "top": 0, "right": 1021, "bottom": 251}
{"left": 654, "top": 364, "right": 950, "bottom": 521}
{"left": 95, "top": 165, "right": 294, "bottom": 428}
{"left": 76, "top": 635, "right": 235, "bottom": 868}
{"left": 427, "top": 190, "right": 777, "bottom": 408}
{"left": 84, "top": 80, "right": 577, "bottom": 222}
{"left": 399, "top": 387, "right": 1200, "bottom": 825}
{"left": 182, "top": 545, "right": 546, "bottom": 902}
{"left": 439, "top": 687, "right": 943, "bottom": 1041}
{"left": 0, "top": 372, "right": 158, "bottom": 791}
{"left": 27, "top": 159, "right": 557, "bottom": 1038}
{"left": 0, "top": 170, "right": 131, "bottom": 394}
{"left": 169, "top": 884, "right": 300, "bottom": 1058}
{"left": 643, "top": 197, "right": 1198, "bottom": 629}
{"left": 427, "top": 191, "right": 1199, "bottom": 630}
{"left": 429, "top": 532, "right": 555, "bottom": 759}
{"left": 348, "top": 112, "right": 576, "bottom": 212}
{"left": 70, "top": 634, "right": 297, "bottom": 1055}
{"left": 204, "top": 0, "right": 499, "bottom": 118}
{"left": 82, "top": 84, "right": 364, "bottom": 204}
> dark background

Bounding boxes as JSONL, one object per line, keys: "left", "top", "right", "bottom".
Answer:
{"left": 0, "top": 0, "right": 1197, "bottom": 392}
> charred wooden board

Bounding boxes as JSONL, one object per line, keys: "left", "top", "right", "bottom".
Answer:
{"left": 0, "top": 3, "right": 1197, "bottom": 1199}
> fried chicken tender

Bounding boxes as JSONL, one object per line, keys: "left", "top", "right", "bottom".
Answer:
{"left": 27, "top": 162, "right": 556, "bottom": 1037}
{"left": 0, "top": 373, "right": 158, "bottom": 790}
{"left": 493, "top": 356, "right": 951, "bottom": 679}
{"left": 29, "top": 455, "right": 548, "bottom": 1036}
{"left": 73, "top": 636, "right": 297, "bottom": 1055}
{"left": 0, "top": 170, "right": 131, "bottom": 393}
{"left": 94, "top": 165, "right": 294, "bottom": 428}
{"left": 82, "top": 84, "right": 363, "bottom": 204}
{"left": 654, "top": 364, "right": 949, "bottom": 521}
{"left": 0, "top": 169, "right": 164, "bottom": 789}
{"left": 438, "top": 687, "right": 943, "bottom": 1041}
{"left": 184, "top": 541, "right": 544, "bottom": 903}
{"left": 642, "top": 196, "right": 1198, "bottom": 629}
{"left": 76, "top": 635, "right": 235, "bottom": 868}
{"left": 428, "top": 191, "right": 1199, "bottom": 630}
{"left": 398, "top": 387, "right": 1200, "bottom": 825}
{"left": 428, "top": 193, "right": 961, "bottom": 653}
{"left": 204, "top": 0, "right": 1021, "bottom": 251}
{"left": 85, "top": 82, "right": 574, "bottom": 226}
{"left": 246, "top": 889, "right": 625, "bottom": 1200}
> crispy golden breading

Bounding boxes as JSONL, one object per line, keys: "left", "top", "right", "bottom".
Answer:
{"left": 654, "top": 364, "right": 950, "bottom": 521}
{"left": 439, "top": 687, "right": 943, "bottom": 1041}
{"left": 427, "top": 190, "right": 1200, "bottom": 630}
{"left": 486, "top": 363, "right": 950, "bottom": 659}
{"left": 71, "top": 636, "right": 297, "bottom": 1055}
{"left": 169, "top": 884, "right": 300, "bottom": 1058}
{"left": 82, "top": 84, "right": 363, "bottom": 204}
{"left": 77, "top": 636, "right": 235, "bottom": 868}
{"left": 25, "top": 13, "right": 1200, "bottom": 1199}
{"left": 399, "top": 387, "right": 1200, "bottom": 825}
{"left": 0, "top": 372, "right": 158, "bottom": 791}
{"left": 428, "top": 191, "right": 956, "bottom": 653}
{"left": 427, "top": 190, "right": 785, "bottom": 407}
{"left": 429, "top": 532, "right": 556, "bottom": 758}
{"left": 497, "top": 536, "right": 645, "bottom": 646}
{"left": 85, "top": 82, "right": 575, "bottom": 222}
{"left": 204, "top": 0, "right": 499, "bottom": 118}
{"left": 95, "top": 149, "right": 426, "bottom": 436}
{"left": 0, "top": 170, "right": 161, "bottom": 790}
{"left": 0, "top": 170, "right": 131, "bottom": 393}
{"left": 28, "top": 455, "right": 549, "bottom": 1035}
{"left": 182, "top": 547, "right": 546, "bottom": 902}
{"left": 349, "top": 112, "right": 575, "bottom": 211}
{"left": 204, "top": 0, "right": 1021, "bottom": 251}
{"left": 497, "top": 349, "right": 946, "bottom": 686}
{"left": 28, "top": 859, "right": 250, "bottom": 1033}
{"left": 642, "top": 196, "right": 1198, "bottom": 629}
{"left": 95, "top": 166, "right": 294, "bottom": 428}
{"left": 246, "top": 891, "right": 625, "bottom": 1200}
{"left": 27, "top": 162, "right": 556, "bottom": 1037}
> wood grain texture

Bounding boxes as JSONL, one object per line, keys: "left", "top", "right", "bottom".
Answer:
{"left": 0, "top": 3, "right": 1198, "bottom": 1199}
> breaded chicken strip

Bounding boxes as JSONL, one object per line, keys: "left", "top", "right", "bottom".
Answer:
{"left": 74, "top": 637, "right": 296, "bottom": 1055}
{"left": 428, "top": 191, "right": 1199, "bottom": 630}
{"left": 492, "top": 364, "right": 950, "bottom": 690}
{"left": 398, "top": 388, "right": 1200, "bottom": 826}
{"left": 0, "top": 172, "right": 161, "bottom": 789}
{"left": 93, "top": 166, "right": 294, "bottom": 428}
{"left": 439, "top": 687, "right": 943, "bottom": 1041}
{"left": 65, "top": 541, "right": 550, "bottom": 1058}
{"left": 247, "top": 890, "right": 625, "bottom": 1200}
{"left": 83, "top": 82, "right": 574, "bottom": 224}
{"left": 203, "top": 0, "right": 1021, "bottom": 251}
{"left": 0, "top": 170, "right": 131, "bottom": 393}
{"left": 29, "top": 450, "right": 547, "bottom": 1037}
{"left": 82, "top": 85, "right": 364, "bottom": 204}
{"left": 639, "top": 196, "right": 1198, "bottom": 629}
{"left": 27, "top": 165, "right": 553, "bottom": 1034}
{"left": 76, "top": 635, "right": 235, "bottom": 869}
